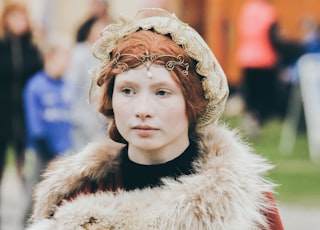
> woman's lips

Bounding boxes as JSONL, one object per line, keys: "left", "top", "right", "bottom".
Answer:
{"left": 132, "top": 125, "right": 158, "bottom": 137}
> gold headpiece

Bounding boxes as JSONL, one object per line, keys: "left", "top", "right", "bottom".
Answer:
{"left": 113, "top": 51, "right": 189, "bottom": 78}
{"left": 92, "top": 8, "right": 229, "bottom": 130}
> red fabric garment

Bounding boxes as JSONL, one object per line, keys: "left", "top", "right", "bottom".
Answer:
{"left": 265, "top": 192, "right": 284, "bottom": 230}
{"left": 236, "top": 0, "right": 278, "bottom": 68}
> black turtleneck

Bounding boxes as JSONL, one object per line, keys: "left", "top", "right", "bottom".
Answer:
{"left": 120, "top": 141, "right": 199, "bottom": 191}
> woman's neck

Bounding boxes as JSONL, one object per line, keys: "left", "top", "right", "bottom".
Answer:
{"left": 121, "top": 140, "right": 198, "bottom": 191}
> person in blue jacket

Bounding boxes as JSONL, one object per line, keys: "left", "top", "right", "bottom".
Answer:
{"left": 23, "top": 35, "right": 73, "bottom": 222}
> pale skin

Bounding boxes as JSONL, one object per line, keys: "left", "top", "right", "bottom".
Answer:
{"left": 44, "top": 48, "right": 71, "bottom": 80}
{"left": 5, "top": 9, "right": 29, "bottom": 36}
{"left": 112, "top": 64, "right": 190, "bottom": 165}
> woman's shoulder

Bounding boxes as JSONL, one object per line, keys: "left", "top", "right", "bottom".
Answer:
{"left": 31, "top": 139, "right": 124, "bottom": 221}
{"left": 198, "top": 123, "right": 274, "bottom": 182}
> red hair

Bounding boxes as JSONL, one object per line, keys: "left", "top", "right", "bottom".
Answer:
{"left": 97, "top": 30, "right": 207, "bottom": 143}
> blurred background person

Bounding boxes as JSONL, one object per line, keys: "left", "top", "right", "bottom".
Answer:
{"left": 23, "top": 34, "right": 73, "bottom": 223}
{"left": 76, "top": 0, "right": 111, "bottom": 43}
{"left": 276, "top": 16, "right": 320, "bottom": 127}
{"left": 236, "top": 0, "right": 280, "bottom": 137}
{"left": 66, "top": 18, "right": 107, "bottom": 151}
{"left": 278, "top": 16, "right": 320, "bottom": 155}
{"left": 236, "top": 0, "right": 304, "bottom": 137}
{"left": 0, "top": 1, "right": 43, "bottom": 188}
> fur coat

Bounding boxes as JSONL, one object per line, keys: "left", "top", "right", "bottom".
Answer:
{"left": 26, "top": 124, "right": 278, "bottom": 230}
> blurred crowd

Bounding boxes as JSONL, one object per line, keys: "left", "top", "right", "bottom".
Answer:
{"left": 233, "top": 0, "right": 320, "bottom": 160}
{"left": 0, "top": 0, "right": 320, "bottom": 228}
{"left": 0, "top": 0, "right": 110, "bottom": 226}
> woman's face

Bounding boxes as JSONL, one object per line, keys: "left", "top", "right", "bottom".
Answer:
{"left": 112, "top": 64, "right": 190, "bottom": 164}
{"left": 6, "top": 9, "right": 29, "bottom": 36}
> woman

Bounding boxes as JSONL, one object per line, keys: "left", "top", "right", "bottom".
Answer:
{"left": 0, "top": 2, "right": 42, "bottom": 185}
{"left": 27, "top": 8, "right": 283, "bottom": 229}
{"left": 236, "top": 0, "right": 279, "bottom": 136}
{"left": 66, "top": 18, "right": 107, "bottom": 151}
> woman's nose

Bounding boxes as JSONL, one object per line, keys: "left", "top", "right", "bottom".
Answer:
{"left": 134, "top": 94, "right": 154, "bottom": 119}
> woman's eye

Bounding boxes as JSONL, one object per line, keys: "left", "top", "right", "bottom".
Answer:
{"left": 121, "top": 88, "right": 134, "bottom": 95}
{"left": 156, "top": 89, "right": 170, "bottom": 96}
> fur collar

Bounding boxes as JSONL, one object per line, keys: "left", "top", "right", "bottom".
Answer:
{"left": 28, "top": 124, "right": 276, "bottom": 229}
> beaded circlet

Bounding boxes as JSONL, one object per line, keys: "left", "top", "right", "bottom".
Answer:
{"left": 112, "top": 51, "right": 189, "bottom": 78}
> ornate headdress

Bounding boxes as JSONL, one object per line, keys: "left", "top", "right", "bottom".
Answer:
{"left": 112, "top": 51, "right": 190, "bottom": 78}
{"left": 92, "top": 8, "right": 229, "bottom": 130}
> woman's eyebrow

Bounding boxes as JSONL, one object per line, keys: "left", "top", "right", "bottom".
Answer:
{"left": 114, "top": 79, "right": 138, "bottom": 86}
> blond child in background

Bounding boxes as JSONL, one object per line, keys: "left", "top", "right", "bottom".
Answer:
{"left": 23, "top": 35, "right": 73, "bottom": 222}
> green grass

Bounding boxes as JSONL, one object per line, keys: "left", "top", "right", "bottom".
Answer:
{"left": 224, "top": 116, "right": 320, "bottom": 207}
